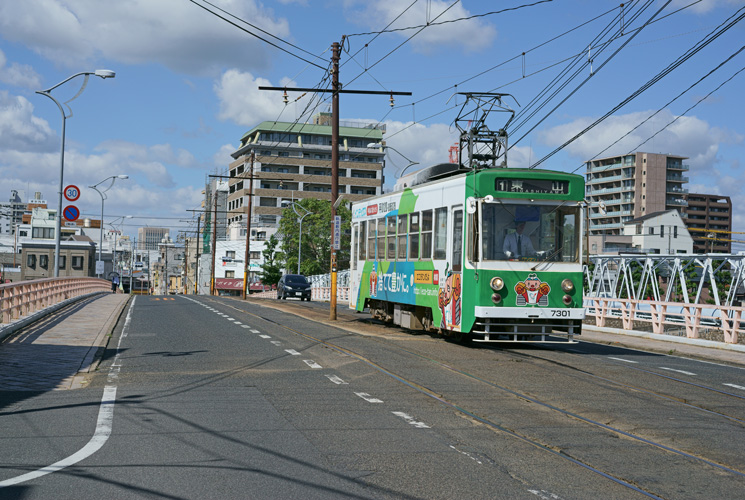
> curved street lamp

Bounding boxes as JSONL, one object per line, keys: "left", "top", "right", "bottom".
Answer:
{"left": 291, "top": 201, "right": 313, "bottom": 275}
{"left": 36, "top": 70, "right": 116, "bottom": 277}
{"left": 89, "top": 175, "right": 128, "bottom": 277}
{"left": 367, "top": 142, "right": 419, "bottom": 178}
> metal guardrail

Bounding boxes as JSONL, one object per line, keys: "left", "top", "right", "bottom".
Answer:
{"left": 0, "top": 277, "right": 111, "bottom": 325}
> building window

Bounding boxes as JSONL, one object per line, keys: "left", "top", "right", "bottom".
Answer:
{"left": 226, "top": 251, "right": 235, "bottom": 259}
{"left": 225, "top": 271, "right": 235, "bottom": 278}
{"left": 72, "top": 256, "right": 84, "bottom": 270}
{"left": 40, "top": 255, "right": 49, "bottom": 269}
{"left": 58, "top": 256, "right": 66, "bottom": 270}
{"left": 27, "top": 254, "right": 36, "bottom": 269}
{"left": 649, "top": 227, "right": 654, "bottom": 235}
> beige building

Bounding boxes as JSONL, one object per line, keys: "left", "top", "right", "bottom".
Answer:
{"left": 227, "top": 115, "right": 385, "bottom": 229}
{"left": 585, "top": 152, "right": 689, "bottom": 253}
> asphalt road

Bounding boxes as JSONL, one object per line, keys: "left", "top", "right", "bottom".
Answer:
{"left": 2, "top": 295, "right": 744, "bottom": 499}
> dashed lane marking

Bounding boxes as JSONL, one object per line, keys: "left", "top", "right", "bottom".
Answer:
{"left": 326, "top": 375, "right": 348, "bottom": 385}
{"left": 609, "top": 357, "right": 638, "bottom": 363}
{"left": 304, "top": 360, "right": 322, "bottom": 369}
{"left": 659, "top": 367, "right": 697, "bottom": 376}
{"left": 285, "top": 349, "right": 301, "bottom": 355}
{"left": 392, "top": 411, "right": 430, "bottom": 428}
{"left": 724, "top": 383, "right": 745, "bottom": 391}
{"left": 355, "top": 392, "right": 383, "bottom": 403}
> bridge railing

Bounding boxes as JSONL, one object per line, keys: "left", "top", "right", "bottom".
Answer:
{"left": 0, "top": 277, "right": 111, "bottom": 325}
{"left": 584, "top": 296, "right": 742, "bottom": 344}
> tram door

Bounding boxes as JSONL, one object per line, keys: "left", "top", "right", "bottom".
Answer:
{"left": 441, "top": 206, "right": 463, "bottom": 331}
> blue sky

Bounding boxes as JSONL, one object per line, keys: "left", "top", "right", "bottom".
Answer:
{"left": 1, "top": 0, "right": 744, "bottom": 249}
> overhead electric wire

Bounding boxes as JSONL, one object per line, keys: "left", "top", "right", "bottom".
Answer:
{"left": 510, "top": 0, "right": 664, "bottom": 145}
{"left": 530, "top": 6, "right": 745, "bottom": 169}
{"left": 187, "top": 0, "right": 326, "bottom": 70}
{"left": 573, "top": 45, "right": 745, "bottom": 174}
{"left": 345, "top": 0, "right": 555, "bottom": 37}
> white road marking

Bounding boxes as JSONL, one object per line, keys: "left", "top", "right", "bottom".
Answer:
{"left": 226, "top": 317, "right": 235, "bottom": 321}
{"left": 271, "top": 341, "right": 282, "bottom": 345}
{"left": 724, "top": 383, "right": 745, "bottom": 391}
{"left": 609, "top": 357, "right": 638, "bottom": 363}
{"left": 528, "top": 490, "right": 565, "bottom": 500}
{"left": 355, "top": 392, "right": 383, "bottom": 403}
{"left": 241, "top": 325, "right": 251, "bottom": 329}
{"left": 0, "top": 297, "right": 137, "bottom": 488}
{"left": 285, "top": 349, "right": 301, "bottom": 355}
{"left": 449, "top": 445, "right": 483, "bottom": 465}
{"left": 260, "top": 335, "right": 271, "bottom": 339}
{"left": 303, "top": 360, "right": 322, "bottom": 369}
{"left": 250, "top": 329, "right": 260, "bottom": 333}
{"left": 233, "top": 321, "right": 242, "bottom": 325}
{"left": 392, "top": 411, "right": 430, "bottom": 428}
{"left": 659, "top": 367, "right": 697, "bottom": 376}
{"left": 326, "top": 375, "right": 348, "bottom": 385}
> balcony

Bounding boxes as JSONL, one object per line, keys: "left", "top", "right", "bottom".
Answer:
{"left": 666, "top": 187, "right": 688, "bottom": 194}
{"left": 666, "top": 163, "right": 689, "bottom": 171}
{"left": 666, "top": 198, "right": 688, "bottom": 207}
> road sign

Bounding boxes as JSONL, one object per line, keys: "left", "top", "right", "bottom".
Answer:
{"left": 63, "top": 185, "right": 80, "bottom": 202}
{"left": 63, "top": 205, "right": 80, "bottom": 222}
{"left": 333, "top": 215, "right": 341, "bottom": 250}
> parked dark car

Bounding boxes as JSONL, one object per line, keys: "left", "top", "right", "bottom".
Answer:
{"left": 277, "top": 274, "right": 311, "bottom": 301}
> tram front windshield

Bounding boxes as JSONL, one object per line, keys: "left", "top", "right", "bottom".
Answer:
{"left": 480, "top": 202, "right": 580, "bottom": 262}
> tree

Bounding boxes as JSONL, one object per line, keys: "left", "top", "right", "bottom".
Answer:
{"left": 278, "top": 198, "right": 352, "bottom": 276}
{"left": 259, "top": 234, "right": 283, "bottom": 286}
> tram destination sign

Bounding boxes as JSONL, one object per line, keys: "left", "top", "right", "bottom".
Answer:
{"left": 495, "top": 178, "right": 569, "bottom": 194}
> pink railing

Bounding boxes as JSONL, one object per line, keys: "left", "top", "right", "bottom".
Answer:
{"left": 0, "top": 277, "right": 111, "bottom": 325}
{"left": 584, "top": 296, "right": 742, "bottom": 344}
{"left": 248, "top": 287, "right": 352, "bottom": 302}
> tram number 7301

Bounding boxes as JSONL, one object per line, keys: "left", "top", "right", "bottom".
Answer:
{"left": 551, "top": 309, "right": 571, "bottom": 317}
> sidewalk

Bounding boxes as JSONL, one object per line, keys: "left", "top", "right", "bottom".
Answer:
{"left": 0, "top": 293, "right": 129, "bottom": 391}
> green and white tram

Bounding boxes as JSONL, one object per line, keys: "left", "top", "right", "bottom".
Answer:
{"left": 349, "top": 163, "right": 586, "bottom": 343}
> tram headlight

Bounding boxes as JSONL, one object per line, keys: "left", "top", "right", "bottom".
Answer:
{"left": 491, "top": 293, "right": 502, "bottom": 304}
{"left": 561, "top": 279, "right": 575, "bottom": 293}
{"left": 562, "top": 294, "right": 573, "bottom": 305}
{"left": 490, "top": 276, "right": 505, "bottom": 291}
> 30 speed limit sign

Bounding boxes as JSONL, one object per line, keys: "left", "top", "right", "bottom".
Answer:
{"left": 64, "top": 185, "right": 81, "bottom": 202}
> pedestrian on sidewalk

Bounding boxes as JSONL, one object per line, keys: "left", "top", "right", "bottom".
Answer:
{"left": 111, "top": 274, "right": 120, "bottom": 293}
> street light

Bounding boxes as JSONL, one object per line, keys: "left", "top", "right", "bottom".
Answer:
{"left": 367, "top": 142, "right": 419, "bottom": 178}
{"left": 36, "top": 69, "right": 116, "bottom": 277}
{"left": 108, "top": 215, "right": 132, "bottom": 278}
{"left": 291, "top": 201, "right": 313, "bottom": 275}
{"left": 89, "top": 174, "right": 128, "bottom": 277}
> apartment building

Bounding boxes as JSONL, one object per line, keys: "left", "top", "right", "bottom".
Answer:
{"left": 227, "top": 114, "right": 385, "bottom": 229}
{"left": 682, "top": 193, "right": 732, "bottom": 253}
{"left": 137, "top": 227, "right": 169, "bottom": 251}
{"left": 585, "top": 152, "right": 689, "bottom": 252}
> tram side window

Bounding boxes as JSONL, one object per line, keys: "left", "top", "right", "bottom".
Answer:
{"left": 434, "top": 207, "right": 448, "bottom": 259}
{"left": 367, "top": 220, "right": 376, "bottom": 260}
{"left": 376, "top": 218, "right": 385, "bottom": 260}
{"left": 452, "top": 208, "right": 463, "bottom": 272}
{"left": 409, "top": 212, "right": 420, "bottom": 260}
{"left": 386, "top": 216, "right": 396, "bottom": 260}
{"left": 397, "top": 215, "right": 407, "bottom": 260}
{"left": 359, "top": 221, "right": 366, "bottom": 261}
{"left": 421, "top": 210, "right": 433, "bottom": 259}
{"left": 352, "top": 224, "right": 358, "bottom": 270}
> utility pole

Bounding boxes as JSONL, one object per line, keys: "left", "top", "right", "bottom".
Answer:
{"left": 242, "top": 150, "right": 255, "bottom": 300}
{"left": 210, "top": 186, "right": 218, "bottom": 295}
{"left": 259, "top": 38, "right": 411, "bottom": 320}
{"left": 195, "top": 215, "right": 201, "bottom": 295}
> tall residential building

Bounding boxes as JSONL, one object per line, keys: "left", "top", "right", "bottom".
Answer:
{"left": 226, "top": 115, "right": 385, "bottom": 229}
{"left": 138, "top": 227, "right": 169, "bottom": 250}
{"left": 682, "top": 193, "right": 732, "bottom": 253}
{"left": 585, "top": 152, "right": 689, "bottom": 251}
{"left": 1, "top": 190, "right": 36, "bottom": 235}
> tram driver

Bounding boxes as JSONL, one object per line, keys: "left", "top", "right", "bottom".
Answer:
{"left": 503, "top": 220, "right": 536, "bottom": 259}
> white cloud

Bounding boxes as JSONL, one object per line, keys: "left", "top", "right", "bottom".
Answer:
{"left": 343, "top": 0, "right": 496, "bottom": 53}
{"left": 215, "top": 69, "right": 302, "bottom": 125}
{"left": 214, "top": 143, "right": 238, "bottom": 167}
{"left": 0, "top": 91, "right": 56, "bottom": 151}
{"left": 537, "top": 109, "right": 742, "bottom": 175}
{"left": 0, "top": 49, "right": 42, "bottom": 88}
{"left": 0, "top": 0, "right": 291, "bottom": 75}
{"left": 670, "top": 0, "right": 745, "bottom": 14}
